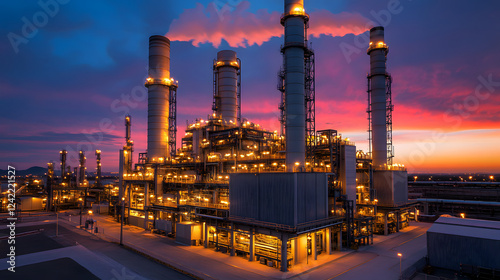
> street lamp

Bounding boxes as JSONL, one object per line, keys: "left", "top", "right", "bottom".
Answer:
{"left": 79, "top": 197, "right": 83, "bottom": 227}
{"left": 397, "top": 253, "right": 402, "bottom": 279}
{"left": 120, "top": 197, "right": 125, "bottom": 246}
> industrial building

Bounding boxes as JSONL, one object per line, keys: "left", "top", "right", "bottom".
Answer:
{"left": 409, "top": 180, "right": 500, "bottom": 221}
{"left": 427, "top": 216, "right": 500, "bottom": 276}
{"left": 40, "top": 0, "right": 416, "bottom": 272}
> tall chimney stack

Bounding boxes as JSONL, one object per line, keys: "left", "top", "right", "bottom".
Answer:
{"left": 214, "top": 50, "right": 240, "bottom": 124}
{"left": 367, "top": 26, "right": 389, "bottom": 168}
{"left": 282, "top": 0, "right": 307, "bottom": 171}
{"left": 146, "top": 35, "right": 171, "bottom": 160}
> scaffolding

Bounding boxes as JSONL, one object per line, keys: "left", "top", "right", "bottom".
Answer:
{"left": 213, "top": 58, "right": 242, "bottom": 125}
{"left": 305, "top": 47, "right": 316, "bottom": 162}
{"left": 366, "top": 73, "right": 393, "bottom": 165}
{"left": 169, "top": 85, "right": 177, "bottom": 159}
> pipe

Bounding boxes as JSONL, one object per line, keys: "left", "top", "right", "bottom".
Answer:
{"left": 282, "top": 0, "right": 307, "bottom": 171}
{"left": 147, "top": 35, "right": 170, "bottom": 160}
{"left": 367, "top": 26, "right": 388, "bottom": 168}
{"left": 215, "top": 50, "right": 239, "bottom": 124}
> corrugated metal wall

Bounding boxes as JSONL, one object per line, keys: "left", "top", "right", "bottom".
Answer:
{"left": 428, "top": 232, "right": 500, "bottom": 271}
{"left": 229, "top": 173, "right": 328, "bottom": 226}
{"left": 373, "top": 170, "right": 408, "bottom": 206}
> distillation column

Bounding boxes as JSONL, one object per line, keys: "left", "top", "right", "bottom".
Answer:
{"left": 60, "top": 150, "right": 67, "bottom": 184}
{"left": 367, "top": 27, "right": 389, "bottom": 168}
{"left": 282, "top": 0, "right": 307, "bottom": 171}
{"left": 146, "top": 35, "right": 171, "bottom": 160}
{"left": 214, "top": 50, "right": 240, "bottom": 124}
{"left": 78, "top": 150, "right": 86, "bottom": 186}
{"left": 95, "top": 150, "right": 102, "bottom": 188}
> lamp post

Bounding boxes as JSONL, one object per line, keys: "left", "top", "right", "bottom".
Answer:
{"left": 88, "top": 210, "right": 93, "bottom": 233}
{"left": 79, "top": 197, "right": 83, "bottom": 228}
{"left": 120, "top": 197, "right": 125, "bottom": 246}
{"left": 397, "top": 253, "right": 402, "bottom": 279}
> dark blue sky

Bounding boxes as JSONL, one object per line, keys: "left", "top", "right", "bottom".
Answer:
{"left": 1, "top": 1, "right": 499, "bottom": 173}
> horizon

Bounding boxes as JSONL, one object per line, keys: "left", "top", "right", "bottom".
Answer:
{"left": 1, "top": 1, "right": 499, "bottom": 173}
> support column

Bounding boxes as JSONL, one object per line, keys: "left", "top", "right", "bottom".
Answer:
{"left": 292, "top": 238, "right": 298, "bottom": 265}
{"left": 127, "top": 185, "right": 131, "bottom": 225}
{"left": 384, "top": 212, "right": 388, "bottom": 235}
{"left": 326, "top": 228, "right": 331, "bottom": 255}
{"left": 204, "top": 222, "right": 208, "bottom": 248}
{"left": 396, "top": 211, "right": 400, "bottom": 232}
{"left": 143, "top": 183, "right": 149, "bottom": 229}
{"left": 281, "top": 235, "right": 288, "bottom": 272}
{"left": 249, "top": 230, "right": 255, "bottom": 261}
{"left": 415, "top": 207, "right": 419, "bottom": 222}
{"left": 312, "top": 232, "right": 317, "bottom": 261}
{"left": 230, "top": 223, "right": 235, "bottom": 256}
{"left": 337, "top": 231, "right": 342, "bottom": 251}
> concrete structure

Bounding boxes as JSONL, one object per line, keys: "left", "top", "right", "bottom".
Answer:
{"left": 146, "top": 35, "right": 171, "bottom": 160}
{"left": 367, "top": 26, "right": 390, "bottom": 169}
{"left": 282, "top": 0, "right": 307, "bottom": 171}
{"left": 427, "top": 216, "right": 500, "bottom": 271}
{"left": 176, "top": 222, "right": 203, "bottom": 246}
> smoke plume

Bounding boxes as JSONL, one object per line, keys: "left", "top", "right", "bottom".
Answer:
{"left": 167, "top": 1, "right": 369, "bottom": 48}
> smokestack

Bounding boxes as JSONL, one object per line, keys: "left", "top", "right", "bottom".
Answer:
{"left": 95, "top": 150, "right": 102, "bottom": 188}
{"left": 146, "top": 35, "right": 171, "bottom": 160}
{"left": 46, "top": 162, "right": 54, "bottom": 211}
{"left": 78, "top": 150, "right": 86, "bottom": 185}
{"left": 125, "top": 114, "right": 131, "bottom": 144}
{"left": 367, "top": 26, "right": 388, "bottom": 168}
{"left": 282, "top": 0, "right": 307, "bottom": 171}
{"left": 60, "top": 150, "right": 67, "bottom": 183}
{"left": 214, "top": 50, "right": 240, "bottom": 124}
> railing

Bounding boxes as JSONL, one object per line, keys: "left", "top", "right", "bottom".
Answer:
{"left": 367, "top": 42, "right": 388, "bottom": 53}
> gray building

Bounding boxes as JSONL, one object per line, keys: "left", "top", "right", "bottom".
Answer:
{"left": 427, "top": 216, "right": 500, "bottom": 271}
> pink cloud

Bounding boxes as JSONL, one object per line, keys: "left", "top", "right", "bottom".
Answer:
{"left": 166, "top": 1, "right": 369, "bottom": 48}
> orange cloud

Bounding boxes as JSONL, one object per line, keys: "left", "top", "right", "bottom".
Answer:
{"left": 166, "top": 1, "right": 369, "bottom": 48}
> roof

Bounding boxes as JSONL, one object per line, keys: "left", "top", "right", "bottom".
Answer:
{"left": 428, "top": 216, "right": 500, "bottom": 241}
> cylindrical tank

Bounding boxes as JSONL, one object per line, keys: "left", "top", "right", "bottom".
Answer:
{"left": 368, "top": 26, "right": 388, "bottom": 168}
{"left": 147, "top": 35, "right": 170, "bottom": 160}
{"left": 283, "top": 0, "right": 306, "bottom": 171}
{"left": 215, "top": 50, "right": 239, "bottom": 124}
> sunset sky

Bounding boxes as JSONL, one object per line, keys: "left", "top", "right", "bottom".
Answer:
{"left": 1, "top": 0, "right": 499, "bottom": 173}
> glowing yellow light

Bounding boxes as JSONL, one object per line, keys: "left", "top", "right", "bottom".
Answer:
{"left": 295, "top": 162, "right": 300, "bottom": 166}
{"left": 397, "top": 253, "right": 402, "bottom": 257}
{"left": 460, "top": 213, "right": 465, "bottom": 219}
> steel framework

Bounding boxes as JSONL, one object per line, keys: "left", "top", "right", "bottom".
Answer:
{"left": 277, "top": 47, "right": 316, "bottom": 160}
{"left": 366, "top": 73, "right": 393, "bottom": 165}
{"left": 213, "top": 59, "right": 242, "bottom": 125}
{"left": 169, "top": 85, "right": 177, "bottom": 159}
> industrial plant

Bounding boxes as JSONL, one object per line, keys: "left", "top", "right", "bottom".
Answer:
{"left": 104, "top": 0, "right": 416, "bottom": 272}
{"left": 32, "top": 0, "right": 419, "bottom": 273}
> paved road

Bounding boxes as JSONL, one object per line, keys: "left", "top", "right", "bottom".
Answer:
{"left": 286, "top": 224, "right": 430, "bottom": 280}
{"left": 1, "top": 222, "right": 193, "bottom": 280}
{"left": 6, "top": 213, "right": 431, "bottom": 280}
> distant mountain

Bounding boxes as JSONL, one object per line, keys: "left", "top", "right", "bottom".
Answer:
{"left": 0, "top": 166, "right": 47, "bottom": 176}
{"left": 0, "top": 166, "right": 118, "bottom": 178}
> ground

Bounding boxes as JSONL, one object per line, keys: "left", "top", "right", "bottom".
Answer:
{"left": 0, "top": 212, "right": 432, "bottom": 279}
